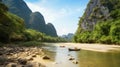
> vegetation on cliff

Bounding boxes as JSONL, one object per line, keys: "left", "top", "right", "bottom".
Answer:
{"left": 3, "top": 0, "right": 58, "bottom": 37}
{"left": 74, "top": 0, "right": 120, "bottom": 45}
{"left": 0, "top": 3, "right": 66, "bottom": 43}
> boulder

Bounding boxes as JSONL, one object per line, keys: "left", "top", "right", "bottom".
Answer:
{"left": 43, "top": 56, "right": 50, "bottom": 60}
{"left": 18, "top": 58, "right": 27, "bottom": 65}
{"left": 32, "top": 54, "right": 36, "bottom": 57}
{"left": 6, "top": 63, "right": 17, "bottom": 67}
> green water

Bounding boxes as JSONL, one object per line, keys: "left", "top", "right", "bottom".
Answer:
{"left": 78, "top": 50, "right": 120, "bottom": 67}
{"left": 42, "top": 43, "right": 120, "bottom": 67}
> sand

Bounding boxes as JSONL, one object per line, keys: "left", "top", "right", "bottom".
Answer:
{"left": 55, "top": 43, "right": 120, "bottom": 52}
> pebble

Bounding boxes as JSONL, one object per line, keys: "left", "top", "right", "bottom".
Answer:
{"left": 72, "top": 60, "right": 78, "bottom": 64}
{"left": 69, "top": 57, "right": 75, "bottom": 60}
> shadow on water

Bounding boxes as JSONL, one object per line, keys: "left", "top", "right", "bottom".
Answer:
{"left": 43, "top": 43, "right": 120, "bottom": 67}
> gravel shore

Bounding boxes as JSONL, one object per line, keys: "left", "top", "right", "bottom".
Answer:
{"left": 0, "top": 44, "right": 46, "bottom": 67}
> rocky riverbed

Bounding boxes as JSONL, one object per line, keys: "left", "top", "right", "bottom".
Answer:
{"left": 0, "top": 44, "right": 46, "bottom": 67}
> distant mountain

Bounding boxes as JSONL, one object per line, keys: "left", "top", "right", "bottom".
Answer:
{"left": 3, "top": 0, "right": 58, "bottom": 37}
{"left": 61, "top": 33, "right": 74, "bottom": 41}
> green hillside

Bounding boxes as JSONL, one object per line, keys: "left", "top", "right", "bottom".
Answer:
{"left": 0, "top": 2, "right": 65, "bottom": 43}
{"left": 74, "top": 0, "right": 120, "bottom": 45}
{"left": 3, "top": 0, "right": 58, "bottom": 37}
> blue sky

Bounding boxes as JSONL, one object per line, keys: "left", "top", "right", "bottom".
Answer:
{"left": 24, "top": 0, "right": 89, "bottom": 36}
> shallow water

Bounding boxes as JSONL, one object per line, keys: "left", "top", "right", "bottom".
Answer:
{"left": 42, "top": 43, "right": 120, "bottom": 67}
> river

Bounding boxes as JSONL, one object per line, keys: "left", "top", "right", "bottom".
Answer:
{"left": 40, "top": 43, "right": 120, "bottom": 67}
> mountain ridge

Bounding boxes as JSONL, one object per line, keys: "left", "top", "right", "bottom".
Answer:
{"left": 3, "top": 0, "right": 58, "bottom": 37}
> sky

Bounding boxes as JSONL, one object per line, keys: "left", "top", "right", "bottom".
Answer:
{"left": 24, "top": 0, "right": 89, "bottom": 36}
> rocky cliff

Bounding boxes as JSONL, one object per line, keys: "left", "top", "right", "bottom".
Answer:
{"left": 29, "top": 12, "right": 46, "bottom": 33}
{"left": 3, "top": 0, "right": 58, "bottom": 37}
{"left": 3, "top": 0, "right": 32, "bottom": 28}
{"left": 46, "top": 23, "right": 57, "bottom": 37}
{"left": 79, "top": 0, "right": 110, "bottom": 31}
{"left": 74, "top": 0, "right": 120, "bottom": 44}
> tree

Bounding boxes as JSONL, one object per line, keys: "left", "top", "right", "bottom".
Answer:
{"left": 0, "top": 3, "right": 25, "bottom": 43}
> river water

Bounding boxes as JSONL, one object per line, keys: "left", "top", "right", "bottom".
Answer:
{"left": 41, "top": 43, "right": 120, "bottom": 67}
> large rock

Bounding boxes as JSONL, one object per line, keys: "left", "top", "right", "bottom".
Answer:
{"left": 42, "top": 56, "right": 50, "bottom": 60}
{"left": 6, "top": 63, "right": 17, "bottom": 67}
{"left": 18, "top": 58, "right": 27, "bottom": 65}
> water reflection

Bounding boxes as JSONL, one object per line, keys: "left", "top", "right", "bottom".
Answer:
{"left": 54, "top": 46, "right": 79, "bottom": 67}
{"left": 43, "top": 43, "right": 120, "bottom": 67}
{"left": 42, "top": 44, "right": 79, "bottom": 67}
{"left": 78, "top": 50, "right": 120, "bottom": 67}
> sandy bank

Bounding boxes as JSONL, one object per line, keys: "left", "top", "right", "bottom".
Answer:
{"left": 55, "top": 43, "right": 120, "bottom": 52}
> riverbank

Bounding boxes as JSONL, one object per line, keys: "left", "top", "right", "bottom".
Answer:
{"left": 0, "top": 43, "right": 120, "bottom": 67}
{"left": 55, "top": 43, "right": 120, "bottom": 52}
{"left": 0, "top": 44, "right": 46, "bottom": 67}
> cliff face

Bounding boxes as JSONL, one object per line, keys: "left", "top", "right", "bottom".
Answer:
{"left": 74, "top": 0, "right": 120, "bottom": 44}
{"left": 3, "top": 0, "right": 32, "bottom": 27}
{"left": 46, "top": 23, "right": 58, "bottom": 37}
{"left": 80, "top": 0, "right": 110, "bottom": 31}
{"left": 29, "top": 12, "right": 46, "bottom": 33}
{"left": 3, "top": 0, "right": 58, "bottom": 37}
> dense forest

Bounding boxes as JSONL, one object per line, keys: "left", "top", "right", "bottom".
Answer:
{"left": 0, "top": 2, "right": 66, "bottom": 43}
{"left": 74, "top": 0, "right": 120, "bottom": 44}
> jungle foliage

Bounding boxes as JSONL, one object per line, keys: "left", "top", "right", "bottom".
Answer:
{"left": 74, "top": 0, "right": 120, "bottom": 45}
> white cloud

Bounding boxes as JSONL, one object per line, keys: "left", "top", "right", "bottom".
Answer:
{"left": 25, "top": 1, "right": 81, "bottom": 23}
{"left": 24, "top": 0, "right": 85, "bottom": 35}
{"left": 26, "top": 2, "right": 54, "bottom": 22}
{"left": 57, "top": 26, "right": 73, "bottom": 36}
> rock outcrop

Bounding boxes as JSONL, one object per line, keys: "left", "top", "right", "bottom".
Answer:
{"left": 79, "top": 0, "right": 110, "bottom": 31}
{"left": 29, "top": 12, "right": 46, "bottom": 33}
{"left": 46, "top": 23, "right": 58, "bottom": 37}
{"left": 74, "top": 0, "right": 120, "bottom": 44}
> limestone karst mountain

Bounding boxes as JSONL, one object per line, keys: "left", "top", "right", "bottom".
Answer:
{"left": 3, "top": 0, "right": 58, "bottom": 37}
{"left": 74, "top": 0, "right": 120, "bottom": 44}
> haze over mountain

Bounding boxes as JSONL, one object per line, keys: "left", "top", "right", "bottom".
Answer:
{"left": 3, "top": 0, "right": 57, "bottom": 37}
{"left": 61, "top": 33, "right": 74, "bottom": 41}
